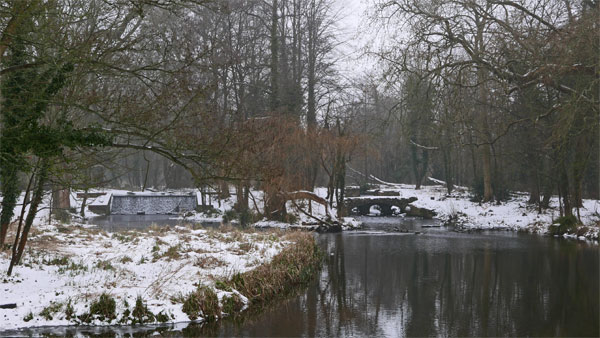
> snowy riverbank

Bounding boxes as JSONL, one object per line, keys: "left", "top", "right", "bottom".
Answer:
{"left": 370, "top": 182, "right": 600, "bottom": 241}
{"left": 0, "top": 223, "right": 300, "bottom": 330}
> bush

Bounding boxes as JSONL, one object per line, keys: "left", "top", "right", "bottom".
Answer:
{"left": 470, "top": 179, "right": 484, "bottom": 202}
{"left": 40, "top": 302, "right": 63, "bottom": 320}
{"left": 224, "top": 208, "right": 259, "bottom": 226}
{"left": 222, "top": 294, "right": 244, "bottom": 315}
{"left": 549, "top": 215, "right": 579, "bottom": 236}
{"left": 95, "top": 260, "right": 114, "bottom": 271}
{"left": 65, "top": 300, "right": 74, "bottom": 320}
{"left": 45, "top": 256, "right": 71, "bottom": 266}
{"left": 181, "top": 286, "right": 220, "bottom": 321}
{"left": 88, "top": 293, "right": 116, "bottom": 322}
{"left": 222, "top": 209, "right": 239, "bottom": 224}
{"left": 156, "top": 310, "right": 170, "bottom": 323}
{"left": 132, "top": 296, "right": 155, "bottom": 324}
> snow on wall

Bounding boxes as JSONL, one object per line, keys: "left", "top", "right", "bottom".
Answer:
{"left": 110, "top": 194, "right": 197, "bottom": 215}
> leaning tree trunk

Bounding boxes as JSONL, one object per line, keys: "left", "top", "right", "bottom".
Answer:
{"left": 8, "top": 158, "right": 49, "bottom": 275}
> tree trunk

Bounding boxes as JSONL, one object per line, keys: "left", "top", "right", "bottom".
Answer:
{"left": 481, "top": 143, "right": 494, "bottom": 201}
{"left": 559, "top": 164, "right": 572, "bottom": 217}
{"left": 0, "top": 161, "right": 20, "bottom": 248}
{"left": 52, "top": 185, "right": 71, "bottom": 222}
{"left": 8, "top": 158, "right": 49, "bottom": 275}
{"left": 269, "top": 0, "right": 280, "bottom": 112}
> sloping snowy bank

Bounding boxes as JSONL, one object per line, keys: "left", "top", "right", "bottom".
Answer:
{"left": 0, "top": 223, "right": 293, "bottom": 330}
{"left": 377, "top": 182, "right": 600, "bottom": 241}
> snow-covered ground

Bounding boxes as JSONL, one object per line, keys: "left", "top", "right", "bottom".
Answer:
{"left": 371, "top": 181, "right": 600, "bottom": 241}
{"left": 0, "top": 223, "right": 290, "bottom": 330}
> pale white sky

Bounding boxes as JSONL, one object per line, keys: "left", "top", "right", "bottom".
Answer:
{"left": 331, "top": 0, "right": 380, "bottom": 79}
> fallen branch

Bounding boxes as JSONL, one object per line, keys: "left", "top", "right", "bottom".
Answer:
{"left": 410, "top": 139, "right": 439, "bottom": 150}
{"left": 347, "top": 165, "right": 403, "bottom": 188}
{"left": 281, "top": 191, "right": 337, "bottom": 226}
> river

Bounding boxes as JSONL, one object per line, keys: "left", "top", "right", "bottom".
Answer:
{"left": 5, "top": 216, "right": 599, "bottom": 337}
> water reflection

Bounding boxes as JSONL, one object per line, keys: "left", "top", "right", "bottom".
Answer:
{"left": 209, "top": 226, "right": 598, "bottom": 337}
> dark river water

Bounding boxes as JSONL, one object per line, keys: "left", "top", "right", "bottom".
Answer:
{"left": 5, "top": 217, "right": 599, "bottom": 337}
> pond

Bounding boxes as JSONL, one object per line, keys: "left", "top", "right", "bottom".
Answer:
{"left": 4, "top": 216, "right": 598, "bottom": 337}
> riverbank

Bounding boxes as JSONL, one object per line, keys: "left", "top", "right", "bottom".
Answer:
{"left": 373, "top": 182, "right": 600, "bottom": 241}
{"left": 0, "top": 223, "right": 319, "bottom": 330}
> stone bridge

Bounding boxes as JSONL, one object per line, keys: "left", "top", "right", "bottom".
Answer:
{"left": 344, "top": 196, "right": 436, "bottom": 218}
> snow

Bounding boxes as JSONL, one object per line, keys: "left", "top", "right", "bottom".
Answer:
{"left": 367, "top": 182, "right": 599, "bottom": 240}
{"left": 0, "top": 223, "right": 290, "bottom": 330}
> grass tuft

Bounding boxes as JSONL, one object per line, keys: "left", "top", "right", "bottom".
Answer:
{"left": 39, "top": 302, "right": 63, "bottom": 320}
{"left": 221, "top": 293, "right": 244, "bottom": 316}
{"left": 132, "top": 295, "right": 155, "bottom": 324}
{"left": 95, "top": 260, "right": 115, "bottom": 271}
{"left": 79, "top": 293, "right": 117, "bottom": 323}
{"left": 181, "top": 286, "right": 220, "bottom": 321}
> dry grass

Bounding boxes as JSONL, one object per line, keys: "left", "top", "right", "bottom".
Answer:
{"left": 194, "top": 255, "right": 227, "bottom": 269}
{"left": 181, "top": 286, "right": 220, "bottom": 321}
{"left": 220, "top": 232, "right": 321, "bottom": 305}
{"left": 233, "top": 242, "right": 255, "bottom": 255}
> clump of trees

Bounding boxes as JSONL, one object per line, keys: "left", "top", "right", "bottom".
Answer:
{"left": 362, "top": 0, "right": 598, "bottom": 218}
{"left": 0, "top": 0, "right": 361, "bottom": 274}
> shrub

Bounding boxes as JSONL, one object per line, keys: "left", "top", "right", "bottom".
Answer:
{"left": 549, "top": 215, "right": 579, "bottom": 236}
{"left": 222, "top": 294, "right": 244, "bottom": 315}
{"left": 120, "top": 256, "right": 133, "bottom": 264}
{"left": 470, "top": 180, "right": 510, "bottom": 202}
{"left": 95, "top": 260, "right": 114, "bottom": 271}
{"left": 40, "top": 302, "right": 63, "bottom": 320}
{"left": 132, "top": 296, "right": 155, "bottom": 324}
{"left": 470, "top": 179, "right": 484, "bottom": 202}
{"left": 215, "top": 280, "right": 232, "bottom": 292}
{"left": 181, "top": 286, "right": 220, "bottom": 321}
{"left": 162, "top": 245, "right": 181, "bottom": 261}
{"left": 88, "top": 293, "right": 116, "bottom": 322}
{"left": 45, "top": 256, "right": 70, "bottom": 266}
{"left": 23, "top": 312, "right": 34, "bottom": 322}
{"left": 156, "top": 310, "right": 170, "bottom": 323}
{"left": 57, "top": 262, "right": 88, "bottom": 275}
{"left": 64, "top": 299, "right": 74, "bottom": 320}
{"left": 284, "top": 213, "right": 298, "bottom": 224}
{"left": 222, "top": 209, "right": 238, "bottom": 224}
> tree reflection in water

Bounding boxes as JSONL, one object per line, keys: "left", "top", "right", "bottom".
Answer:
{"left": 8, "top": 229, "right": 597, "bottom": 337}
{"left": 208, "top": 231, "right": 598, "bottom": 337}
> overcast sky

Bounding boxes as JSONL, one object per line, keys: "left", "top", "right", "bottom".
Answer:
{"left": 331, "top": 0, "right": 379, "bottom": 79}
